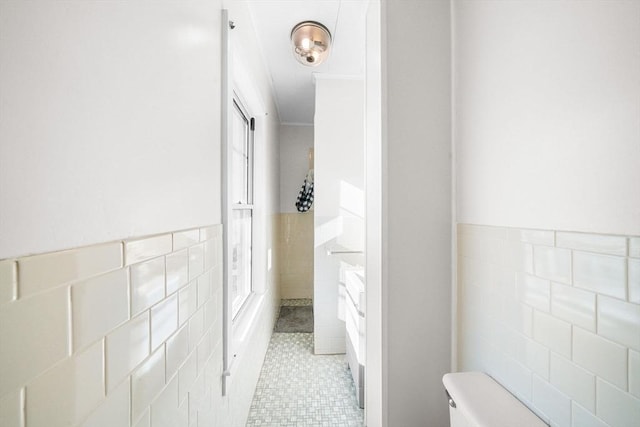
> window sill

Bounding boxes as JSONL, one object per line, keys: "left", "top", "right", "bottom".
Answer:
{"left": 228, "top": 291, "right": 265, "bottom": 373}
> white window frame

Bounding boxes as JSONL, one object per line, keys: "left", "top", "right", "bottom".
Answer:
{"left": 221, "top": 9, "right": 269, "bottom": 395}
{"left": 229, "top": 96, "right": 254, "bottom": 319}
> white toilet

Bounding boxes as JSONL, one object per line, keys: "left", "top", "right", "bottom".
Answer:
{"left": 442, "top": 372, "right": 547, "bottom": 427}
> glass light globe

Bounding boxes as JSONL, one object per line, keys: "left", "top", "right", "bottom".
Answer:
{"left": 290, "top": 21, "right": 332, "bottom": 67}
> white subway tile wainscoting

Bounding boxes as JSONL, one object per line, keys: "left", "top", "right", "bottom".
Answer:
{"left": 458, "top": 224, "right": 640, "bottom": 427}
{"left": 0, "top": 226, "right": 225, "bottom": 427}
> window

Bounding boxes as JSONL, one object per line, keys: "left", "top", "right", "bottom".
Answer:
{"left": 230, "top": 97, "right": 254, "bottom": 318}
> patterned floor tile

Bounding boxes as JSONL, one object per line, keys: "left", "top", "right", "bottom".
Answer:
{"left": 281, "top": 298, "right": 313, "bottom": 307}
{"left": 246, "top": 333, "right": 363, "bottom": 427}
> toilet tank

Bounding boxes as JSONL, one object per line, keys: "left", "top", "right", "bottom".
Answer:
{"left": 442, "top": 372, "right": 547, "bottom": 427}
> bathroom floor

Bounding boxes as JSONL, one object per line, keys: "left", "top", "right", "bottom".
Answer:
{"left": 245, "top": 300, "right": 364, "bottom": 427}
{"left": 274, "top": 299, "right": 314, "bottom": 333}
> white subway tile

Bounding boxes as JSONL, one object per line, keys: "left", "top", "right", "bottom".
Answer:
{"left": 504, "top": 301, "right": 534, "bottom": 338}
{"left": 133, "top": 409, "right": 150, "bottom": 427}
{"left": 534, "top": 246, "right": 571, "bottom": 284}
{"left": 151, "top": 294, "right": 178, "bottom": 350}
{"left": 509, "top": 229, "right": 555, "bottom": 246}
{"left": 533, "top": 311, "right": 572, "bottom": 358}
{"left": 459, "top": 257, "right": 491, "bottom": 290}
{"left": 521, "top": 337, "right": 550, "bottom": 380}
{"left": 493, "top": 267, "right": 517, "bottom": 299}
{"left": 597, "top": 296, "right": 640, "bottom": 351}
{"left": 189, "top": 308, "right": 205, "bottom": 350}
{"left": 106, "top": 312, "right": 150, "bottom": 392}
{"left": 464, "top": 224, "right": 509, "bottom": 244}
{"left": 166, "top": 326, "right": 189, "bottom": 380}
{"left": 72, "top": 269, "right": 129, "bottom": 352}
{"left": 173, "top": 230, "right": 200, "bottom": 252}
{"left": 0, "top": 388, "right": 23, "bottom": 427}
{"left": 178, "top": 351, "right": 197, "bottom": 403}
{"left": 197, "top": 271, "right": 211, "bottom": 307}
{"left": 199, "top": 226, "right": 217, "bottom": 242}
{"left": 210, "top": 296, "right": 222, "bottom": 350}
{"left": 177, "top": 400, "right": 189, "bottom": 427}
{"left": 573, "top": 252, "right": 626, "bottom": 299}
{"left": 551, "top": 283, "right": 596, "bottom": 331}
{"left": 26, "top": 340, "right": 104, "bottom": 427}
{"left": 204, "top": 295, "right": 217, "bottom": 331}
{"left": 131, "top": 347, "right": 165, "bottom": 422}
{"left": 556, "top": 232, "right": 627, "bottom": 256}
{"left": 571, "top": 402, "right": 609, "bottom": 427}
{"left": 188, "top": 244, "right": 205, "bottom": 280}
{"left": 19, "top": 242, "right": 122, "bottom": 297}
{"left": 550, "top": 353, "right": 595, "bottom": 412}
{"left": 573, "top": 327, "right": 627, "bottom": 389}
{"left": 630, "top": 350, "right": 640, "bottom": 399}
{"left": 204, "top": 239, "right": 217, "bottom": 271}
{"left": 125, "top": 235, "right": 172, "bottom": 266}
{"left": 178, "top": 281, "right": 197, "bottom": 326}
{"left": 502, "top": 357, "right": 533, "bottom": 401}
{"left": 0, "top": 286, "right": 69, "bottom": 396}
{"left": 630, "top": 237, "right": 640, "bottom": 258}
{"left": 0, "top": 260, "right": 17, "bottom": 304}
{"left": 131, "top": 257, "right": 165, "bottom": 316}
{"left": 166, "top": 249, "right": 189, "bottom": 295}
{"left": 521, "top": 304, "right": 534, "bottom": 337}
{"left": 197, "top": 330, "right": 213, "bottom": 371}
{"left": 459, "top": 233, "right": 491, "bottom": 262}
{"left": 503, "top": 241, "right": 534, "bottom": 274}
{"left": 505, "top": 327, "right": 526, "bottom": 362}
{"left": 596, "top": 379, "right": 640, "bottom": 427}
{"left": 517, "top": 273, "right": 550, "bottom": 312}
{"left": 151, "top": 374, "right": 182, "bottom": 427}
{"left": 80, "top": 377, "right": 129, "bottom": 427}
{"left": 187, "top": 372, "right": 207, "bottom": 415}
{"left": 532, "top": 375, "right": 571, "bottom": 427}
{"left": 214, "top": 235, "right": 223, "bottom": 269}
{"left": 458, "top": 223, "right": 474, "bottom": 236}
{"left": 211, "top": 262, "right": 222, "bottom": 294}
{"left": 629, "top": 258, "right": 640, "bottom": 304}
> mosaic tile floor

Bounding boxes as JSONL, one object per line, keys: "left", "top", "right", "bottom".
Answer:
{"left": 245, "top": 333, "right": 364, "bottom": 427}
{"left": 280, "top": 298, "right": 313, "bottom": 307}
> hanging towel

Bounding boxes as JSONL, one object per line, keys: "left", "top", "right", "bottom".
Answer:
{"left": 295, "top": 170, "right": 314, "bottom": 212}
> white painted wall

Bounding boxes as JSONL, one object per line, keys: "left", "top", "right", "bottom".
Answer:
{"left": 279, "top": 125, "right": 313, "bottom": 214}
{"left": 314, "top": 77, "right": 365, "bottom": 355}
{"left": 455, "top": 0, "right": 640, "bottom": 237}
{"left": 383, "top": 0, "right": 452, "bottom": 425}
{"left": 0, "top": 0, "right": 222, "bottom": 259}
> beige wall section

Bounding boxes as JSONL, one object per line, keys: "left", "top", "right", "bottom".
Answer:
{"left": 278, "top": 213, "right": 314, "bottom": 299}
{"left": 277, "top": 125, "right": 314, "bottom": 300}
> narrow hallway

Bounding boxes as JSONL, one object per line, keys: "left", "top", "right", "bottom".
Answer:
{"left": 245, "top": 300, "right": 364, "bottom": 427}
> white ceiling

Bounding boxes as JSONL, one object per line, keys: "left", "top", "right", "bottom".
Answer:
{"left": 247, "top": 0, "right": 369, "bottom": 125}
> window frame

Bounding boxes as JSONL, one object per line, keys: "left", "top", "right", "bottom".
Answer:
{"left": 229, "top": 96, "right": 255, "bottom": 319}
{"left": 221, "top": 9, "right": 270, "bottom": 395}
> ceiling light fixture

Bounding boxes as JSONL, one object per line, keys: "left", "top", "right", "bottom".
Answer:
{"left": 290, "top": 21, "right": 332, "bottom": 67}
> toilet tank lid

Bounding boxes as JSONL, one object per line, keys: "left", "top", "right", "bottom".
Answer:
{"left": 443, "top": 372, "right": 547, "bottom": 427}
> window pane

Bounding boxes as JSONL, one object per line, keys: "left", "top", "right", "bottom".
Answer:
{"left": 231, "top": 209, "right": 252, "bottom": 317}
{"left": 231, "top": 103, "right": 249, "bottom": 204}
